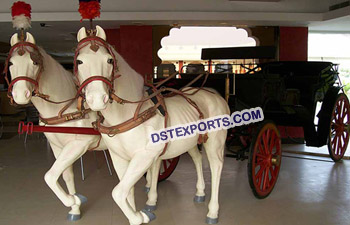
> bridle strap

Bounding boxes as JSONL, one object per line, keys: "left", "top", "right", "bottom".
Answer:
{"left": 73, "top": 35, "right": 121, "bottom": 106}
{"left": 8, "top": 76, "right": 38, "bottom": 92}
{"left": 5, "top": 41, "right": 91, "bottom": 125}
{"left": 77, "top": 76, "right": 115, "bottom": 95}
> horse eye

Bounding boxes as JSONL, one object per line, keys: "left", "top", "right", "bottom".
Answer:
{"left": 107, "top": 58, "right": 114, "bottom": 64}
{"left": 77, "top": 60, "right": 83, "bottom": 65}
{"left": 33, "top": 61, "right": 38, "bottom": 65}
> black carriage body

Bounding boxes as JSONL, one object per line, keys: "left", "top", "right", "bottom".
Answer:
{"left": 253, "top": 61, "right": 340, "bottom": 147}
{"left": 155, "top": 60, "right": 340, "bottom": 148}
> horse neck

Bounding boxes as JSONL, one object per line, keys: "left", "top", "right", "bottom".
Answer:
{"left": 101, "top": 52, "right": 146, "bottom": 125}
{"left": 31, "top": 49, "right": 77, "bottom": 118}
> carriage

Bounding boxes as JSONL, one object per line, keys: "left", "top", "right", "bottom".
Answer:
{"left": 154, "top": 46, "right": 350, "bottom": 198}
{"left": 8, "top": 25, "right": 350, "bottom": 224}
{"left": 15, "top": 45, "right": 349, "bottom": 198}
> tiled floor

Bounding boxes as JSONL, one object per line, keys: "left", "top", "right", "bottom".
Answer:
{"left": 0, "top": 134, "right": 349, "bottom": 225}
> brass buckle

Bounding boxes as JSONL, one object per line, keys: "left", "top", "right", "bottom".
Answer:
{"left": 65, "top": 114, "right": 74, "bottom": 121}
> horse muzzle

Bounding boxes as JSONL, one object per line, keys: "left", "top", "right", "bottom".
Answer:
{"left": 86, "top": 91, "right": 109, "bottom": 111}
{"left": 12, "top": 88, "right": 32, "bottom": 105}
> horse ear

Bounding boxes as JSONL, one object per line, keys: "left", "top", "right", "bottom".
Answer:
{"left": 10, "top": 33, "right": 19, "bottom": 46}
{"left": 77, "top": 27, "right": 87, "bottom": 42}
{"left": 96, "top": 25, "right": 106, "bottom": 41}
{"left": 25, "top": 32, "right": 36, "bottom": 44}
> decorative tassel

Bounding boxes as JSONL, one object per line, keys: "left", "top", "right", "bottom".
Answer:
{"left": 11, "top": 1, "right": 31, "bottom": 30}
{"left": 78, "top": 0, "right": 101, "bottom": 21}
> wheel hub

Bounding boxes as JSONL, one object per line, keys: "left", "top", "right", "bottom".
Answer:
{"left": 271, "top": 155, "right": 280, "bottom": 166}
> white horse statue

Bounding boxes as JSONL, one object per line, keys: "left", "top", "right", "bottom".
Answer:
{"left": 75, "top": 25, "right": 229, "bottom": 225}
{"left": 7, "top": 32, "right": 108, "bottom": 221}
{"left": 7, "top": 31, "right": 188, "bottom": 222}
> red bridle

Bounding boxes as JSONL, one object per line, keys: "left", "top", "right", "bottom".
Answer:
{"left": 74, "top": 36, "right": 119, "bottom": 97}
{"left": 3, "top": 41, "right": 44, "bottom": 104}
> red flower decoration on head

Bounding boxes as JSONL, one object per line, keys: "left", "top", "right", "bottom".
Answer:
{"left": 79, "top": 0, "right": 101, "bottom": 21}
{"left": 12, "top": 1, "right": 31, "bottom": 18}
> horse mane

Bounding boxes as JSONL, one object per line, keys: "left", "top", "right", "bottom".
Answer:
{"left": 38, "top": 47, "right": 77, "bottom": 100}
{"left": 108, "top": 43, "right": 145, "bottom": 100}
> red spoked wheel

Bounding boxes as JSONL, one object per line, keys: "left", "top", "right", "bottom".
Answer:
{"left": 248, "top": 121, "right": 281, "bottom": 199}
{"left": 158, "top": 156, "right": 180, "bottom": 182}
{"left": 328, "top": 93, "right": 350, "bottom": 162}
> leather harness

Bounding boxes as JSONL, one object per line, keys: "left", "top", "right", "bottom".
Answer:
{"left": 3, "top": 41, "right": 91, "bottom": 125}
{"left": 5, "top": 35, "right": 210, "bottom": 155}
{"left": 74, "top": 35, "right": 210, "bottom": 149}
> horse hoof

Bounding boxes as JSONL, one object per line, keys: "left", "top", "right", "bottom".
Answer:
{"left": 206, "top": 217, "right": 218, "bottom": 224}
{"left": 144, "top": 187, "right": 150, "bottom": 193}
{"left": 194, "top": 195, "right": 205, "bottom": 203}
{"left": 67, "top": 213, "right": 81, "bottom": 221}
{"left": 144, "top": 204, "right": 157, "bottom": 212}
{"left": 141, "top": 209, "right": 156, "bottom": 222}
{"left": 75, "top": 194, "right": 88, "bottom": 204}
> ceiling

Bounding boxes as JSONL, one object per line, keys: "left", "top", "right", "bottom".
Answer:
{"left": 0, "top": 0, "right": 349, "bottom": 58}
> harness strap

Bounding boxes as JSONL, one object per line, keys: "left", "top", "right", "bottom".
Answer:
{"left": 77, "top": 76, "right": 114, "bottom": 95}
{"left": 74, "top": 36, "right": 210, "bottom": 156}
{"left": 40, "top": 108, "right": 91, "bottom": 125}
{"left": 93, "top": 102, "right": 160, "bottom": 136}
{"left": 87, "top": 135, "right": 102, "bottom": 151}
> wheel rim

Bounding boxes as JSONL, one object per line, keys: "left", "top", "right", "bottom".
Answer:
{"left": 252, "top": 124, "right": 281, "bottom": 197}
{"left": 329, "top": 94, "right": 350, "bottom": 160}
{"left": 158, "top": 157, "right": 180, "bottom": 181}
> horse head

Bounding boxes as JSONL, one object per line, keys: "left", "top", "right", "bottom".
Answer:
{"left": 75, "top": 25, "right": 117, "bottom": 111}
{"left": 6, "top": 32, "right": 42, "bottom": 105}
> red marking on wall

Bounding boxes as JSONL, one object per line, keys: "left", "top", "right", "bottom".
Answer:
{"left": 105, "top": 26, "right": 153, "bottom": 78}
{"left": 279, "top": 27, "right": 308, "bottom": 61}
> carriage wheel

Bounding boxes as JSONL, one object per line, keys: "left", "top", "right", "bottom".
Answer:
{"left": 328, "top": 93, "right": 350, "bottom": 162}
{"left": 248, "top": 121, "right": 281, "bottom": 199}
{"left": 158, "top": 156, "right": 180, "bottom": 182}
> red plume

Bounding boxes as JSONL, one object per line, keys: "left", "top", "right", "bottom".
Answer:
{"left": 78, "top": 0, "right": 101, "bottom": 21}
{"left": 11, "top": 1, "right": 32, "bottom": 30}
{"left": 12, "top": 1, "right": 31, "bottom": 18}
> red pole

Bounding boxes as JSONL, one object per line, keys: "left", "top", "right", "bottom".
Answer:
{"left": 179, "top": 60, "right": 184, "bottom": 73}
{"left": 19, "top": 123, "right": 100, "bottom": 135}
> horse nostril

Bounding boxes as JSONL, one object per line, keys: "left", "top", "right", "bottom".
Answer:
{"left": 25, "top": 90, "right": 31, "bottom": 98}
{"left": 103, "top": 94, "right": 109, "bottom": 103}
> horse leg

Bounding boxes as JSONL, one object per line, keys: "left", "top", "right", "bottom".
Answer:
{"left": 188, "top": 146, "right": 206, "bottom": 202}
{"left": 50, "top": 143, "right": 83, "bottom": 214}
{"left": 144, "top": 158, "right": 161, "bottom": 211}
{"left": 50, "top": 143, "right": 79, "bottom": 202}
{"left": 62, "top": 166, "right": 75, "bottom": 195}
{"left": 203, "top": 131, "right": 226, "bottom": 224}
{"left": 112, "top": 151, "right": 159, "bottom": 225}
{"left": 44, "top": 140, "right": 91, "bottom": 220}
{"left": 144, "top": 169, "right": 152, "bottom": 193}
{"left": 108, "top": 150, "right": 136, "bottom": 211}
